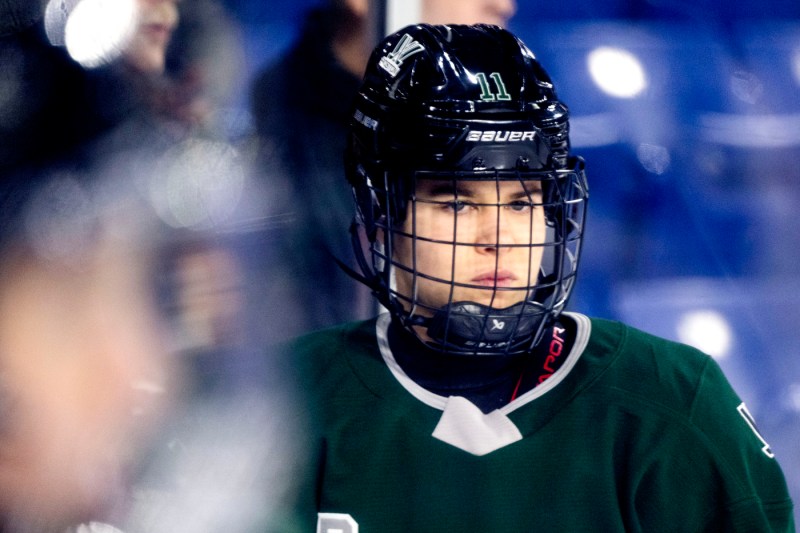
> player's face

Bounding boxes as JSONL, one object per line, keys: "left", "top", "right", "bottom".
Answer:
{"left": 421, "top": 0, "right": 516, "bottom": 28}
{"left": 125, "top": 0, "right": 180, "bottom": 73}
{"left": 0, "top": 235, "right": 172, "bottom": 528}
{"left": 393, "top": 177, "right": 546, "bottom": 315}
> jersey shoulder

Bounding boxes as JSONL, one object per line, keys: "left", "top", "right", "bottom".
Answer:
{"left": 288, "top": 318, "right": 385, "bottom": 398}
{"left": 585, "top": 316, "right": 715, "bottom": 414}
{"left": 290, "top": 317, "right": 377, "bottom": 364}
{"left": 583, "top": 317, "right": 794, "bottom": 528}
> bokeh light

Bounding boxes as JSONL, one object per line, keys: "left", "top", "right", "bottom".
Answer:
{"left": 676, "top": 309, "right": 734, "bottom": 360}
{"left": 792, "top": 48, "right": 800, "bottom": 86}
{"left": 587, "top": 46, "right": 647, "bottom": 98}
{"left": 61, "top": 0, "right": 137, "bottom": 68}
{"left": 788, "top": 383, "right": 800, "bottom": 413}
{"left": 148, "top": 139, "right": 247, "bottom": 230}
{"left": 636, "top": 143, "right": 671, "bottom": 174}
{"left": 729, "top": 69, "right": 764, "bottom": 104}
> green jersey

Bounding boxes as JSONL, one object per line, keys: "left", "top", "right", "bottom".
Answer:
{"left": 290, "top": 313, "right": 794, "bottom": 532}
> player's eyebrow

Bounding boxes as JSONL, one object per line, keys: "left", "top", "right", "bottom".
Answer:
{"left": 509, "top": 189, "right": 532, "bottom": 201}
{"left": 513, "top": 184, "right": 543, "bottom": 201}
{"left": 416, "top": 181, "right": 545, "bottom": 202}
{"left": 416, "top": 181, "right": 476, "bottom": 198}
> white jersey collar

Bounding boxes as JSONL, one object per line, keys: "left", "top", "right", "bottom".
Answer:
{"left": 375, "top": 312, "right": 592, "bottom": 455}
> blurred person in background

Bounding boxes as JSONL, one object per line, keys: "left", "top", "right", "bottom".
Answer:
{"left": 0, "top": 148, "right": 176, "bottom": 533}
{"left": 0, "top": 2, "right": 305, "bottom": 531}
{"left": 0, "top": 144, "right": 305, "bottom": 533}
{"left": 249, "top": 0, "right": 517, "bottom": 339}
{"left": 0, "top": 5, "right": 184, "bottom": 519}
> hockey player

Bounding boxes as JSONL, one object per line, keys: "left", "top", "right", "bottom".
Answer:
{"left": 290, "top": 24, "right": 794, "bottom": 532}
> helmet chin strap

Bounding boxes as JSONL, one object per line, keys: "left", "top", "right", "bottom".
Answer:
{"left": 421, "top": 300, "right": 550, "bottom": 356}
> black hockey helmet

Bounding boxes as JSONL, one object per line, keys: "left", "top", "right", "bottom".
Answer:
{"left": 345, "top": 24, "right": 588, "bottom": 355}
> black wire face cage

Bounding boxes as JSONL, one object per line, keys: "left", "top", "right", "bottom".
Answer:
{"left": 356, "top": 160, "right": 588, "bottom": 356}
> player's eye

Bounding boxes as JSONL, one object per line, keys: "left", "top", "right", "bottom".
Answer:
{"left": 507, "top": 200, "right": 532, "bottom": 212}
{"left": 444, "top": 200, "right": 471, "bottom": 213}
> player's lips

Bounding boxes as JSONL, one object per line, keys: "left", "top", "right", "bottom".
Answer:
{"left": 471, "top": 270, "right": 518, "bottom": 287}
{"left": 139, "top": 23, "right": 174, "bottom": 46}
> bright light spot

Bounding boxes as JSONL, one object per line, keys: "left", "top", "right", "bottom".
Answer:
{"left": 676, "top": 310, "right": 733, "bottom": 360}
{"left": 787, "top": 383, "right": 800, "bottom": 412}
{"left": 64, "top": 0, "right": 137, "bottom": 68}
{"left": 148, "top": 139, "right": 246, "bottom": 230}
{"left": 587, "top": 46, "right": 647, "bottom": 98}
{"left": 792, "top": 48, "right": 800, "bottom": 87}
{"left": 636, "top": 143, "right": 671, "bottom": 174}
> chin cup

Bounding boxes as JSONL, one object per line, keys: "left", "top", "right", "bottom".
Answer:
{"left": 425, "top": 301, "right": 546, "bottom": 355}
